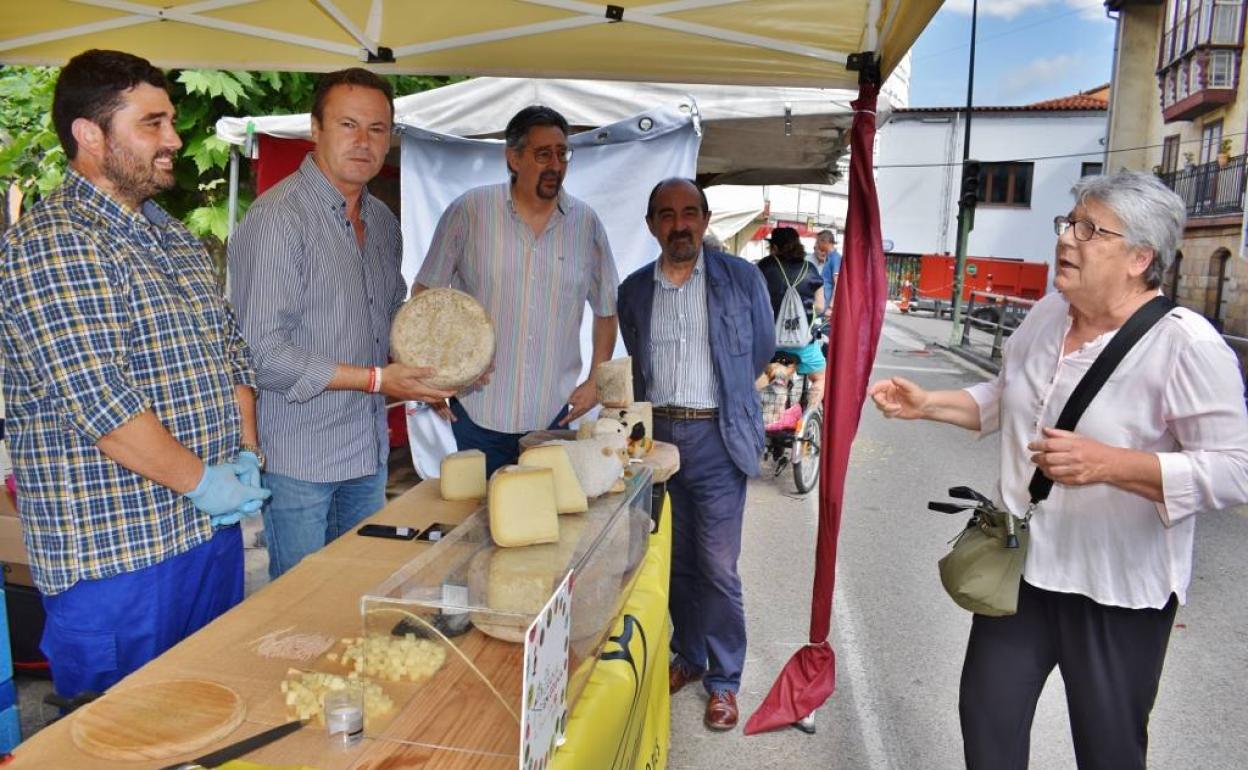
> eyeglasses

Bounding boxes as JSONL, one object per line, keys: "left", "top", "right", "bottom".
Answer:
{"left": 529, "top": 146, "right": 573, "bottom": 164}
{"left": 1053, "top": 215, "right": 1124, "bottom": 242}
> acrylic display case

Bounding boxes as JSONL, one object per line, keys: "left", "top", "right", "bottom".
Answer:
{"left": 352, "top": 465, "right": 654, "bottom": 755}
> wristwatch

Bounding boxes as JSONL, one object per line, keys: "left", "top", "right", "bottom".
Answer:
{"left": 239, "top": 443, "right": 266, "bottom": 469}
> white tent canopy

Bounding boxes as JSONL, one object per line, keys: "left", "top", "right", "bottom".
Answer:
{"left": 217, "top": 77, "right": 890, "bottom": 185}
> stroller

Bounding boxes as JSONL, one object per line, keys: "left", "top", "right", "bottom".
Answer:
{"left": 760, "top": 318, "right": 828, "bottom": 493}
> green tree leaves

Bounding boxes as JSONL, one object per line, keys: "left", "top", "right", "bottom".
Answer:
{"left": 1, "top": 66, "right": 458, "bottom": 274}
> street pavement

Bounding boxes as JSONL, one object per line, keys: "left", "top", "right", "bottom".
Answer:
{"left": 667, "top": 305, "right": 1248, "bottom": 770}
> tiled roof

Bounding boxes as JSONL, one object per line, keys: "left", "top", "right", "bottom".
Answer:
{"left": 898, "top": 85, "right": 1109, "bottom": 114}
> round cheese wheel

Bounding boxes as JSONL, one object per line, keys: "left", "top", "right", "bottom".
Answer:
{"left": 390, "top": 288, "right": 495, "bottom": 390}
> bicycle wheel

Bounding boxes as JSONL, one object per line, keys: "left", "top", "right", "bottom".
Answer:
{"left": 791, "top": 410, "right": 822, "bottom": 493}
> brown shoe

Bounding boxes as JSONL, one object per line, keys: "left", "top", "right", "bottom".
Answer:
{"left": 669, "top": 664, "right": 703, "bottom": 694}
{"left": 704, "top": 690, "right": 738, "bottom": 731}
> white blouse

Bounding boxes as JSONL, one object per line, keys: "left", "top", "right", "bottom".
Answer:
{"left": 965, "top": 292, "right": 1248, "bottom": 609}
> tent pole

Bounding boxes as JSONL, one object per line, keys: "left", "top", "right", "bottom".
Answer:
{"left": 226, "top": 146, "right": 240, "bottom": 242}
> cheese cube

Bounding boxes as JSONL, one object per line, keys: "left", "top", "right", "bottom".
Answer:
{"left": 488, "top": 466, "right": 560, "bottom": 547}
{"left": 518, "top": 445, "right": 589, "bottom": 513}
{"left": 595, "top": 357, "right": 634, "bottom": 407}
{"left": 440, "top": 449, "right": 487, "bottom": 501}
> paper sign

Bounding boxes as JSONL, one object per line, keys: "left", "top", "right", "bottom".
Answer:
{"left": 520, "top": 570, "right": 572, "bottom": 770}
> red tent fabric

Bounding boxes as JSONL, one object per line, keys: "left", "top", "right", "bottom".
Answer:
{"left": 745, "top": 77, "right": 888, "bottom": 734}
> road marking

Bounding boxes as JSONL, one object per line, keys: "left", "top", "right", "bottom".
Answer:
{"left": 833, "top": 563, "right": 894, "bottom": 769}
{"left": 873, "top": 363, "right": 962, "bottom": 375}
{"left": 879, "top": 326, "right": 925, "bottom": 350}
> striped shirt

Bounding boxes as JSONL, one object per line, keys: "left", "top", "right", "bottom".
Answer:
{"left": 648, "top": 251, "right": 719, "bottom": 408}
{"left": 229, "top": 155, "right": 405, "bottom": 481}
{"left": 417, "top": 183, "right": 618, "bottom": 433}
{"left": 1, "top": 170, "right": 254, "bottom": 595}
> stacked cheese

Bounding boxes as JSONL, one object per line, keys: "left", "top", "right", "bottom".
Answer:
{"left": 440, "top": 449, "right": 486, "bottom": 501}
{"left": 595, "top": 357, "right": 633, "bottom": 406}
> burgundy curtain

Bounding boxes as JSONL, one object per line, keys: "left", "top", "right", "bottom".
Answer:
{"left": 745, "top": 77, "right": 887, "bottom": 735}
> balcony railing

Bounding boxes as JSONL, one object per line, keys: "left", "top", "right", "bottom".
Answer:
{"left": 1159, "top": 154, "right": 1247, "bottom": 217}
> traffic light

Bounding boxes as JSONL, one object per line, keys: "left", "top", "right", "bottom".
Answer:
{"left": 960, "top": 160, "right": 982, "bottom": 209}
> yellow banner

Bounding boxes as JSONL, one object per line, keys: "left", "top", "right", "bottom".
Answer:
{"left": 552, "top": 494, "right": 672, "bottom": 770}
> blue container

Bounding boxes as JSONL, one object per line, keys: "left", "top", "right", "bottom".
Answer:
{"left": 0, "top": 704, "right": 18, "bottom": 753}
{"left": 0, "top": 588, "right": 12, "bottom": 681}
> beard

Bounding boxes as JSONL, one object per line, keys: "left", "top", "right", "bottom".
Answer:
{"left": 535, "top": 170, "right": 563, "bottom": 201}
{"left": 103, "top": 136, "right": 176, "bottom": 203}
{"left": 664, "top": 230, "right": 701, "bottom": 263}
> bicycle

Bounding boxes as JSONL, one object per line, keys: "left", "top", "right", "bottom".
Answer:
{"left": 760, "top": 318, "right": 827, "bottom": 493}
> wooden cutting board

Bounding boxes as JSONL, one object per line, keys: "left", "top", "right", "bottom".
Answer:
{"left": 70, "top": 679, "right": 246, "bottom": 761}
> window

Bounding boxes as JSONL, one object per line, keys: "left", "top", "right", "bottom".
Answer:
{"left": 1081, "top": 162, "right": 1103, "bottom": 177}
{"left": 1201, "top": 119, "right": 1223, "bottom": 163}
{"left": 1212, "top": 0, "right": 1243, "bottom": 43}
{"left": 1210, "top": 248, "right": 1231, "bottom": 329}
{"left": 1208, "top": 50, "right": 1236, "bottom": 86}
{"left": 1162, "top": 135, "right": 1182, "bottom": 173}
{"left": 978, "top": 162, "right": 1033, "bottom": 206}
{"left": 1169, "top": 251, "right": 1184, "bottom": 300}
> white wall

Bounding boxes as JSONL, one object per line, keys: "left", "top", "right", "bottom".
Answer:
{"left": 877, "top": 111, "right": 1107, "bottom": 282}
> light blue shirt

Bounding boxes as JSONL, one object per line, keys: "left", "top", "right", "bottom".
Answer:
{"left": 647, "top": 252, "right": 719, "bottom": 408}
{"left": 822, "top": 249, "right": 841, "bottom": 305}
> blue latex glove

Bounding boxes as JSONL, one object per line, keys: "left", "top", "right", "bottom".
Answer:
{"left": 185, "top": 462, "right": 270, "bottom": 525}
{"left": 233, "top": 451, "right": 262, "bottom": 489}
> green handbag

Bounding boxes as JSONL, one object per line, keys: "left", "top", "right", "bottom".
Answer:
{"left": 937, "top": 500, "right": 1030, "bottom": 617}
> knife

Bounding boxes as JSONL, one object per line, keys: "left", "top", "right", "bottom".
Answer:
{"left": 159, "top": 719, "right": 305, "bottom": 770}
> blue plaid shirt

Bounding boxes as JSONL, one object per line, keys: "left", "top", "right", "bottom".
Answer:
{"left": 1, "top": 171, "right": 255, "bottom": 595}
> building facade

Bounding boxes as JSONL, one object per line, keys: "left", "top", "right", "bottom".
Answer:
{"left": 876, "top": 92, "right": 1109, "bottom": 292}
{"left": 1105, "top": 0, "right": 1247, "bottom": 336}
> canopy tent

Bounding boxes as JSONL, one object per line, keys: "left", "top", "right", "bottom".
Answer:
{"left": 2, "top": 0, "right": 939, "bottom": 739}
{"left": 217, "top": 77, "right": 891, "bottom": 185}
{"left": 2, "top": 0, "right": 936, "bottom": 91}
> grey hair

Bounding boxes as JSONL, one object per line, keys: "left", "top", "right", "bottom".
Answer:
{"left": 1070, "top": 170, "right": 1186, "bottom": 289}
{"left": 816, "top": 229, "right": 836, "bottom": 243}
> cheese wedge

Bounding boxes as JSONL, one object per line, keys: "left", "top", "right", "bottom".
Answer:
{"left": 440, "top": 449, "right": 486, "bottom": 501}
{"left": 595, "top": 357, "right": 634, "bottom": 406}
{"left": 518, "top": 445, "right": 589, "bottom": 514}
{"left": 488, "top": 466, "right": 560, "bottom": 547}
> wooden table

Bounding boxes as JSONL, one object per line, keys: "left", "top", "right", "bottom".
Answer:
{"left": 9, "top": 445, "right": 677, "bottom": 770}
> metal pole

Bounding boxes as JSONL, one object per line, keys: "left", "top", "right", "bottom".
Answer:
{"left": 948, "top": 0, "right": 979, "bottom": 345}
{"left": 226, "top": 147, "right": 240, "bottom": 241}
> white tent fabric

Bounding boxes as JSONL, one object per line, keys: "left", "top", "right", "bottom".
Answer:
{"left": 216, "top": 77, "right": 881, "bottom": 185}
{"left": 707, "top": 206, "right": 765, "bottom": 245}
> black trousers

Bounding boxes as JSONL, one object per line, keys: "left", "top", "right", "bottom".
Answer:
{"left": 959, "top": 580, "right": 1178, "bottom": 770}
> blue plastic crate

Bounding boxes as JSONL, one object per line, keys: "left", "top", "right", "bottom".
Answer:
{"left": 0, "top": 588, "right": 11, "bottom": 681}
{"left": 0, "top": 679, "right": 12, "bottom": 712}
{"left": 0, "top": 704, "right": 18, "bottom": 754}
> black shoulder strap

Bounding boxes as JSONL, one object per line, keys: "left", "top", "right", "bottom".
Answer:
{"left": 1027, "top": 295, "right": 1176, "bottom": 504}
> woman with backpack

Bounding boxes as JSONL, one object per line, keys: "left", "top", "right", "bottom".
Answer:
{"left": 756, "top": 226, "right": 826, "bottom": 404}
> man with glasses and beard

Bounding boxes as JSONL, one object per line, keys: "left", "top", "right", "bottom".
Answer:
{"left": 0, "top": 50, "right": 268, "bottom": 699}
{"left": 617, "top": 178, "right": 774, "bottom": 731}
{"left": 415, "top": 106, "right": 619, "bottom": 474}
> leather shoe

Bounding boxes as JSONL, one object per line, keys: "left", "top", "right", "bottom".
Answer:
{"left": 704, "top": 690, "right": 738, "bottom": 731}
{"left": 669, "top": 664, "right": 703, "bottom": 694}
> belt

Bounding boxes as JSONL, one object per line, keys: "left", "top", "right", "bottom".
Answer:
{"left": 652, "top": 405, "right": 719, "bottom": 421}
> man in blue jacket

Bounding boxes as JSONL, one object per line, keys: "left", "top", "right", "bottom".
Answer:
{"left": 618, "top": 178, "right": 774, "bottom": 731}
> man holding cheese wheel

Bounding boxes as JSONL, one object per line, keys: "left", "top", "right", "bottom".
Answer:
{"left": 230, "top": 69, "right": 453, "bottom": 579}
{"left": 617, "top": 178, "right": 775, "bottom": 731}
{"left": 415, "top": 106, "right": 620, "bottom": 476}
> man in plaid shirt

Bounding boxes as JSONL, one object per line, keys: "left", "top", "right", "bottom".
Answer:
{"left": 0, "top": 50, "right": 269, "bottom": 699}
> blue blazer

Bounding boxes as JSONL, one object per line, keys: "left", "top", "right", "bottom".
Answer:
{"left": 617, "top": 248, "right": 775, "bottom": 477}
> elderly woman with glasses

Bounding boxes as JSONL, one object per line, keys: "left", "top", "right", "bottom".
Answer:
{"left": 868, "top": 170, "right": 1248, "bottom": 769}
